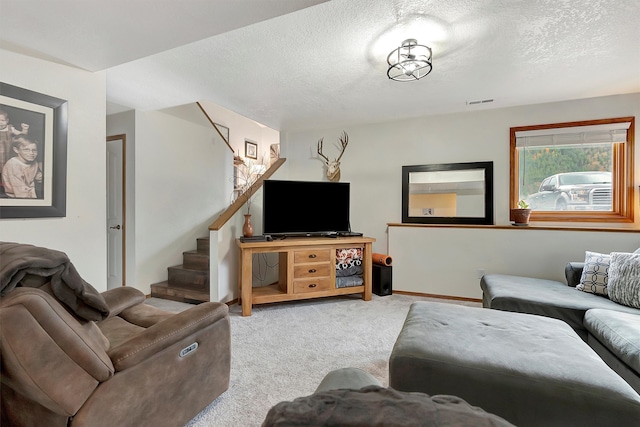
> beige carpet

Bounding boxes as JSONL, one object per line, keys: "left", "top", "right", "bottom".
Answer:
{"left": 146, "top": 293, "right": 480, "bottom": 427}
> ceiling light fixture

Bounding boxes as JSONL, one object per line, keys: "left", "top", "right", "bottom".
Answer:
{"left": 387, "top": 39, "right": 432, "bottom": 81}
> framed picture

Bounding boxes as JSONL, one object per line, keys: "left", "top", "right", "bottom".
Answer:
{"left": 245, "top": 140, "right": 257, "bottom": 159}
{"left": 0, "top": 82, "right": 68, "bottom": 218}
{"left": 269, "top": 143, "right": 280, "bottom": 166}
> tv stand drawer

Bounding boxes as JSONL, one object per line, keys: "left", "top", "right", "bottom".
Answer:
{"left": 293, "top": 277, "right": 333, "bottom": 294}
{"left": 294, "top": 248, "right": 331, "bottom": 264}
{"left": 293, "top": 264, "right": 332, "bottom": 278}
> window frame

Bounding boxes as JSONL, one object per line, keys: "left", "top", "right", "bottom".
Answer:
{"left": 510, "top": 117, "right": 635, "bottom": 223}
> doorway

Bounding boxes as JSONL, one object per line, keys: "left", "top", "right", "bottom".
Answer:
{"left": 106, "top": 134, "right": 126, "bottom": 289}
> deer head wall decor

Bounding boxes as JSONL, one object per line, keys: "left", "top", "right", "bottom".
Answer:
{"left": 317, "top": 131, "right": 349, "bottom": 182}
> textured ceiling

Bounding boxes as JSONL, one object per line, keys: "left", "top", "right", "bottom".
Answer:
{"left": 2, "top": 0, "right": 639, "bottom": 132}
{"left": 0, "top": 0, "right": 328, "bottom": 71}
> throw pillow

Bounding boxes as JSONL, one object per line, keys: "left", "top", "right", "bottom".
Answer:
{"left": 607, "top": 252, "right": 640, "bottom": 309}
{"left": 577, "top": 251, "right": 611, "bottom": 295}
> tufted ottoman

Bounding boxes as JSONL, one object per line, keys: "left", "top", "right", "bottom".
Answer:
{"left": 389, "top": 301, "right": 640, "bottom": 427}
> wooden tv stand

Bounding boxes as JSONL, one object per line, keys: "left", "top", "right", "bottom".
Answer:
{"left": 236, "top": 236, "right": 375, "bottom": 316}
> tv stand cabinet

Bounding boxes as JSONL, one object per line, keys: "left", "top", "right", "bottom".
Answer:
{"left": 236, "top": 236, "right": 376, "bottom": 316}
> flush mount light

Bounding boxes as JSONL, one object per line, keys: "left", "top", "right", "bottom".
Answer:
{"left": 387, "top": 39, "right": 432, "bottom": 81}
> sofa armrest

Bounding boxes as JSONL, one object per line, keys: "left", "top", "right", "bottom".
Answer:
{"left": 101, "top": 287, "right": 146, "bottom": 318}
{"left": 107, "top": 302, "right": 229, "bottom": 371}
{"left": 565, "top": 262, "right": 584, "bottom": 287}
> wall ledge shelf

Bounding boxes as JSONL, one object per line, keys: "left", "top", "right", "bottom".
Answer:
{"left": 387, "top": 223, "right": 640, "bottom": 233}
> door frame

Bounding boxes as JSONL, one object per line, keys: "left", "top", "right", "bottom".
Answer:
{"left": 107, "top": 134, "right": 126, "bottom": 287}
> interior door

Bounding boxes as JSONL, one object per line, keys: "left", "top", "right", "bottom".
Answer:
{"left": 106, "top": 134, "right": 126, "bottom": 289}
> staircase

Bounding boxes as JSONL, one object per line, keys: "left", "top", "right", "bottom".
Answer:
{"left": 149, "top": 158, "right": 287, "bottom": 305}
{"left": 150, "top": 237, "right": 210, "bottom": 304}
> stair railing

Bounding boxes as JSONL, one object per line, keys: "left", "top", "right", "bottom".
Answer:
{"left": 209, "top": 157, "right": 286, "bottom": 231}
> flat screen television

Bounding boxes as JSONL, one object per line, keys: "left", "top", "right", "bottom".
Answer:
{"left": 263, "top": 180, "right": 350, "bottom": 236}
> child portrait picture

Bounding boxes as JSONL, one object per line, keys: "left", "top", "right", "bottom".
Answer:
{"left": 0, "top": 103, "right": 46, "bottom": 200}
{"left": 0, "top": 82, "right": 68, "bottom": 219}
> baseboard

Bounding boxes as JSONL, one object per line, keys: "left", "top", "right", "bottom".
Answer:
{"left": 392, "top": 290, "right": 482, "bottom": 303}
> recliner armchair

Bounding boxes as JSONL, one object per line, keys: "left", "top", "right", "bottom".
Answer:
{"left": 0, "top": 243, "right": 230, "bottom": 427}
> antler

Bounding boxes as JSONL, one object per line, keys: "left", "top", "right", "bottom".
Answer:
{"left": 317, "top": 138, "right": 329, "bottom": 163}
{"left": 335, "top": 131, "right": 348, "bottom": 163}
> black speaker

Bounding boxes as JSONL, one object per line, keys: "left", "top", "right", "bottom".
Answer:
{"left": 372, "top": 264, "right": 392, "bottom": 296}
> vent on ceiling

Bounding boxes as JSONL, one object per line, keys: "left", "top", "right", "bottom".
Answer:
{"left": 466, "top": 99, "right": 494, "bottom": 105}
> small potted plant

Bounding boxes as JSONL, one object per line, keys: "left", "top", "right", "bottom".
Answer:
{"left": 510, "top": 199, "right": 532, "bottom": 226}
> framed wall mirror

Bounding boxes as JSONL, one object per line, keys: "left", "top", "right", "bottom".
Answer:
{"left": 402, "top": 161, "right": 494, "bottom": 225}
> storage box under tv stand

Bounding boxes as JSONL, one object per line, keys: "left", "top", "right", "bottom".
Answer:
{"left": 236, "top": 236, "right": 375, "bottom": 316}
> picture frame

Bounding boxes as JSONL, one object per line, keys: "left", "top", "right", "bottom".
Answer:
{"left": 0, "top": 82, "right": 68, "bottom": 218}
{"left": 269, "top": 143, "right": 280, "bottom": 166}
{"left": 245, "top": 140, "right": 257, "bottom": 159}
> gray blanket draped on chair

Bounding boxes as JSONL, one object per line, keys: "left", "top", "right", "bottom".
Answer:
{"left": 0, "top": 241, "right": 109, "bottom": 320}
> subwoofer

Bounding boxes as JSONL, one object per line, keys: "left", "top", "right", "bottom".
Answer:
{"left": 372, "top": 264, "right": 392, "bottom": 296}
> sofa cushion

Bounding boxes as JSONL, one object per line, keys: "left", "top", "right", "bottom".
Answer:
{"left": 577, "top": 251, "right": 611, "bottom": 295}
{"left": 584, "top": 309, "right": 640, "bottom": 377}
{"left": 480, "top": 274, "right": 640, "bottom": 339}
{"left": 607, "top": 252, "right": 640, "bottom": 309}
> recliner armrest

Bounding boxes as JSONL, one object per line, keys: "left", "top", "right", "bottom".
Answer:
{"left": 565, "top": 262, "right": 584, "bottom": 287}
{"left": 101, "top": 287, "right": 146, "bottom": 318}
{"left": 107, "top": 302, "right": 229, "bottom": 371}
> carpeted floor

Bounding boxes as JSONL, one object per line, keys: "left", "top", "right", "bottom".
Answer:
{"left": 146, "top": 293, "right": 480, "bottom": 427}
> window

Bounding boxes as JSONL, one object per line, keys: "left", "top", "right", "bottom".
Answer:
{"left": 510, "top": 117, "right": 634, "bottom": 223}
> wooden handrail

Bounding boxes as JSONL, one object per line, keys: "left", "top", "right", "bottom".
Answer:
{"left": 209, "top": 158, "right": 286, "bottom": 230}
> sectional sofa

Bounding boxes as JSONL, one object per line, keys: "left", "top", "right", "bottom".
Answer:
{"left": 480, "top": 249, "right": 640, "bottom": 393}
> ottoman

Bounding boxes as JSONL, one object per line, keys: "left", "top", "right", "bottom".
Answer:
{"left": 389, "top": 301, "right": 640, "bottom": 427}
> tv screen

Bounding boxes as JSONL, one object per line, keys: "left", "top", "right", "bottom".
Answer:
{"left": 263, "top": 180, "right": 350, "bottom": 236}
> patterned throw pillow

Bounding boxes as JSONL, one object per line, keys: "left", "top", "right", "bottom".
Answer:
{"left": 577, "top": 251, "right": 611, "bottom": 295}
{"left": 607, "top": 252, "right": 640, "bottom": 309}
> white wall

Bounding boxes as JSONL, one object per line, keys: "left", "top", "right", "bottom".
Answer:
{"left": 389, "top": 226, "right": 640, "bottom": 299}
{"left": 0, "top": 49, "right": 108, "bottom": 290}
{"left": 130, "top": 104, "right": 231, "bottom": 294}
{"left": 281, "top": 93, "right": 640, "bottom": 299}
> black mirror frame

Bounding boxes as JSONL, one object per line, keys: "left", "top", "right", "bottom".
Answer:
{"left": 402, "top": 161, "right": 494, "bottom": 225}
